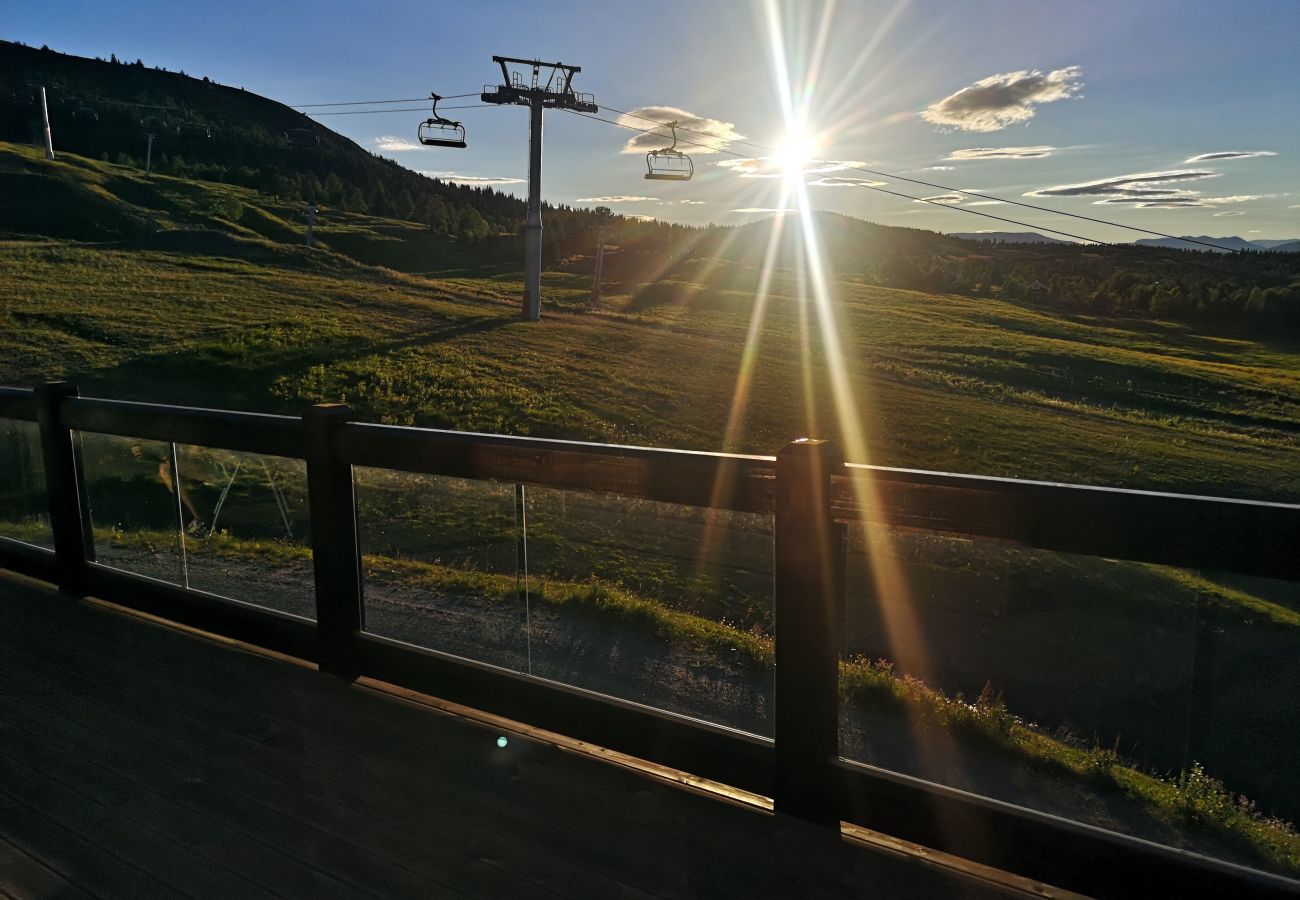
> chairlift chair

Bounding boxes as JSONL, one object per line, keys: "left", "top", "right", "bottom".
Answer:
{"left": 141, "top": 115, "right": 167, "bottom": 133}
{"left": 417, "top": 94, "right": 467, "bottom": 148}
{"left": 644, "top": 121, "right": 693, "bottom": 181}
{"left": 72, "top": 106, "right": 99, "bottom": 122}
{"left": 177, "top": 122, "right": 211, "bottom": 138}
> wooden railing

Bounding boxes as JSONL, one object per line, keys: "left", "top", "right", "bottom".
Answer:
{"left": 0, "top": 382, "right": 1297, "bottom": 899}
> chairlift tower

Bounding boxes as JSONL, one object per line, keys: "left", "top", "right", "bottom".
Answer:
{"left": 482, "top": 56, "right": 597, "bottom": 321}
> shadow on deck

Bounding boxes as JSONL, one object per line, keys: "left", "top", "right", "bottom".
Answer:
{"left": 0, "top": 571, "right": 1036, "bottom": 899}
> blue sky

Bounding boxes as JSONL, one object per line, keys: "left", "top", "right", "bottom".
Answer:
{"left": 7, "top": 0, "right": 1298, "bottom": 239}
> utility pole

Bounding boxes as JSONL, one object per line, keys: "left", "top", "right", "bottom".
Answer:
{"left": 145, "top": 133, "right": 155, "bottom": 175}
{"left": 591, "top": 227, "right": 607, "bottom": 302}
{"left": 482, "top": 56, "right": 597, "bottom": 321}
{"left": 305, "top": 205, "right": 318, "bottom": 247}
{"left": 39, "top": 87, "right": 54, "bottom": 160}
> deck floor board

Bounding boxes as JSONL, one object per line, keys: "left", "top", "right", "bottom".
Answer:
{"left": 0, "top": 571, "right": 1024, "bottom": 899}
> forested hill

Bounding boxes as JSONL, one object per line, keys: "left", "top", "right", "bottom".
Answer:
{"left": 0, "top": 39, "right": 604, "bottom": 241}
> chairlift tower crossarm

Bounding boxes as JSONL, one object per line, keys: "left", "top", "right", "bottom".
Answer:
{"left": 481, "top": 56, "right": 598, "bottom": 321}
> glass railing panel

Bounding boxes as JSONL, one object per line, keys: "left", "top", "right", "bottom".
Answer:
{"left": 79, "top": 431, "right": 186, "bottom": 584}
{"left": 165, "top": 445, "right": 314, "bottom": 618}
{"left": 0, "top": 418, "right": 51, "bottom": 548}
{"left": 837, "top": 523, "right": 1299, "bottom": 880}
{"left": 354, "top": 467, "right": 524, "bottom": 669}
{"left": 522, "top": 487, "right": 774, "bottom": 737}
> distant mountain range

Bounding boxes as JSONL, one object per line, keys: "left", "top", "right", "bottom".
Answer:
{"left": 951, "top": 231, "right": 1300, "bottom": 253}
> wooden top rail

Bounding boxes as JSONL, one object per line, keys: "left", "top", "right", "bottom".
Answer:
{"left": 60, "top": 396, "right": 305, "bottom": 459}
{"left": 0, "top": 386, "right": 36, "bottom": 421}
{"left": 338, "top": 422, "right": 777, "bottom": 513}
{"left": 835, "top": 463, "right": 1300, "bottom": 581}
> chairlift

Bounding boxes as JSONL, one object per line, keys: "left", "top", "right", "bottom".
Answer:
{"left": 285, "top": 127, "right": 318, "bottom": 150}
{"left": 417, "top": 94, "right": 467, "bottom": 148}
{"left": 141, "top": 115, "right": 166, "bottom": 133}
{"left": 644, "top": 121, "right": 693, "bottom": 181}
{"left": 72, "top": 106, "right": 99, "bottom": 122}
{"left": 177, "top": 122, "right": 211, "bottom": 138}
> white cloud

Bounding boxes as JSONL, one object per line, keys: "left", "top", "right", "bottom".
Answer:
{"left": 946, "top": 146, "right": 1055, "bottom": 160}
{"left": 1213, "top": 211, "right": 1246, "bottom": 217}
{"left": 668, "top": 200, "right": 706, "bottom": 205}
{"left": 922, "top": 67, "right": 1083, "bottom": 132}
{"left": 625, "top": 214, "right": 658, "bottom": 222}
{"left": 1184, "top": 151, "right": 1277, "bottom": 163}
{"left": 1027, "top": 169, "right": 1222, "bottom": 207}
{"left": 927, "top": 165, "right": 955, "bottom": 171}
{"left": 1202, "top": 195, "right": 1273, "bottom": 204}
{"left": 715, "top": 157, "right": 869, "bottom": 179}
{"left": 807, "top": 176, "right": 888, "bottom": 187}
{"left": 968, "top": 199, "right": 1006, "bottom": 206}
{"left": 419, "top": 171, "right": 525, "bottom": 186}
{"left": 919, "top": 194, "right": 964, "bottom": 204}
{"left": 374, "top": 136, "right": 421, "bottom": 152}
{"left": 576, "top": 195, "right": 656, "bottom": 203}
{"left": 617, "top": 106, "right": 742, "bottom": 155}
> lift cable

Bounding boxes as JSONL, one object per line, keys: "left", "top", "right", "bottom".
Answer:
{"left": 290, "top": 92, "right": 479, "bottom": 108}
{"left": 305, "top": 103, "right": 492, "bottom": 117}
{"left": 595, "top": 103, "right": 1243, "bottom": 253}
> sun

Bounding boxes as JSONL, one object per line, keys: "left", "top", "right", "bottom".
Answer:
{"left": 773, "top": 131, "right": 820, "bottom": 180}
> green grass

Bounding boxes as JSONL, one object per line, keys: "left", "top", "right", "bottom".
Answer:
{"left": 3, "top": 140, "right": 1298, "bottom": 501}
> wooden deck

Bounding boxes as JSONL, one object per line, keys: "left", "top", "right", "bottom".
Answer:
{"left": 0, "top": 571, "right": 1045, "bottom": 899}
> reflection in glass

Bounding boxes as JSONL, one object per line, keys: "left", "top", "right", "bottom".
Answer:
{"left": 354, "top": 467, "right": 523, "bottom": 669}
{"left": 171, "top": 446, "right": 314, "bottom": 619}
{"left": 80, "top": 432, "right": 186, "bottom": 584}
{"left": 837, "top": 523, "right": 1299, "bottom": 878}
{"left": 522, "top": 487, "right": 774, "bottom": 736}
{"left": 0, "top": 418, "right": 51, "bottom": 548}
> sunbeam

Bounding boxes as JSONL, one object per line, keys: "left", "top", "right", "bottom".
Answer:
{"left": 761, "top": 0, "right": 954, "bottom": 801}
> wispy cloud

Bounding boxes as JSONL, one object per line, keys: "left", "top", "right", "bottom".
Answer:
{"left": 919, "top": 194, "right": 964, "bottom": 204}
{"left": 1213, "top": 211, "right": 1246, "bottom": 217}
{"left": 1184, "top": 150, "right": 1277, "bottom": 163}
{"left": 716, "top": 157, "right": 869, "bottom": 179}
{"left": 807, "top": 176, "right": 888, "bottom": 187}
{"left": 420, "top": 171, "right": 524, "bottom": 186}
{"left": 1026, "top": 169, "right": 1221, "bottom": 207}
{"left": 668, "top": 199, "right": 706, "bottom": 205}
{"left": 374, "top": 135, "right": 420, "bottom": 152}
{"left": 926, "top": 165, "right": 955, "bottom": 170}
{"left": 576, "top": 195, "right": 656, "bottom": 203}
{"left": 616, "top": 106, "right": 742, "bottom": 155}
{"left": 922, "top": 66, "right": 1082, "bottom": 132}
{"left": 946, "top": 146, "right": 1055, "bottom": 160}
{"left": 968, "top": 199, "right": 1006, "bottom": 206}
{"left": 1203, "top": 195, "right": 1272, "bottom": 204}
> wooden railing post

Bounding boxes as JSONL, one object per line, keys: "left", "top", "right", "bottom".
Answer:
{"left": 305, "top": 404, "right": 363, "bottom": 678}
{"left": 35, "top": 381, "right": 93, "bottom": 595}
{"left": 774, "top": 438, "right": 845, "bottom": 826}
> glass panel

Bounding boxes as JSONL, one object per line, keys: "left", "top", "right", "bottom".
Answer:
{"left": 0, "top": 418, "right": 51, "bottom": 548}
{"left": 522, "top": 487, "right": 774, "bottom": 737}
{"left": 838, "top": 524, "right": 1300, "bottom": 879}
{"left": 354, "top": 467, "right": 524, "bottom": 669}
{"left": 172, "top": 445, "right": 315, "bottom": 619}
{"left": 80, "top": 432, "right": 185, "bottom": 584}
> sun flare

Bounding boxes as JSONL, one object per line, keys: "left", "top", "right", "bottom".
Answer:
{"left": 774, "top": 131, "right": 820, "bottom": 179}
